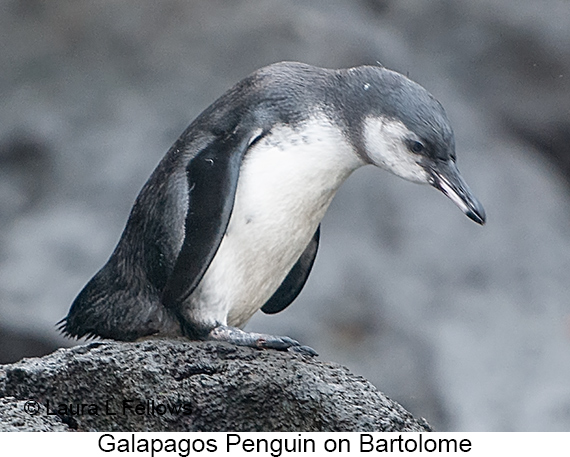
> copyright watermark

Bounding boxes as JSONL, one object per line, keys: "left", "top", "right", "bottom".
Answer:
{"left": 23, "top": 400, "right": 41, "bottom": 415}
{"left": 22, "top": 398, "right": 192, "bottom": 417}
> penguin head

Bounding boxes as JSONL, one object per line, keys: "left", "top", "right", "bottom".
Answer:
{"left": 346, "top": 66, "right": 486, "bottom": 225}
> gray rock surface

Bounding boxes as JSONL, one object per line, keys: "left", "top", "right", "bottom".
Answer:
{"left": 0, "top": 340, "right": 430, "bottom": 432}
{"left": 0, "top": 397, "right": 69, "bottom": 431}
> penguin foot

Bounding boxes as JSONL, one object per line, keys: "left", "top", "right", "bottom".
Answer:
{"left": 207, "top": 325, "right": 317, "bottom": 356}
{"left": 288, "top": 345, "right": 319, "bottom": 357}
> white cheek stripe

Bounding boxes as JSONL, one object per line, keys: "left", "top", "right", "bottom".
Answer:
{"left": 362, "top": 116, "right": 429, "bottom": 184}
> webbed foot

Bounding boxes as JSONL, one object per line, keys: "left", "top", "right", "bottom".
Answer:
{"left": 207, "top": 325, "right": 317, "bottom": 356}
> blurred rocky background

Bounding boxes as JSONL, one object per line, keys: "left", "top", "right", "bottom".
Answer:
{"left": 1, "top": 0, "right": 569, "bottom": 431}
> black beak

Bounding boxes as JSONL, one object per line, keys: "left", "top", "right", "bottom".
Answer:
{"left": 428, "top": 160, "right": 486, "bottom": 225}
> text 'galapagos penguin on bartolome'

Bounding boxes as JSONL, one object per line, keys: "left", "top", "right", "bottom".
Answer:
{"left": 97, "top": 433, "right": 473, "bottom": 455}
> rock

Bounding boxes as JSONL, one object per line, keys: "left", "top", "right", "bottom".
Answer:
{"left": 0, "top": 339, "right": 430, "bottom": 432}
{"left": 0, "top": 397, "right": 69, "bottom": 432}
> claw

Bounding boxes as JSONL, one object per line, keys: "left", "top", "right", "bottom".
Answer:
{"left": 289, "top": 345, "right": 318, "bottom": 357}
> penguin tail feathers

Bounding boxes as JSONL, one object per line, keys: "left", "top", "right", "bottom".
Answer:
{"left": 56, "top": 316, "right": 100, "bottom": 341}
{"left": 60, "top": 265, "right": 176, "bottom": 342}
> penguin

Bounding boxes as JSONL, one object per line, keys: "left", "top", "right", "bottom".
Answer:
{"left": 60, "top": 62, "right": 485, "bottom": 354}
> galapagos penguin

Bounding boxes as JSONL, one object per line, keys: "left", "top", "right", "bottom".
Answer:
{"left": 60, "top": 62, "right": 485, "bottom": 354}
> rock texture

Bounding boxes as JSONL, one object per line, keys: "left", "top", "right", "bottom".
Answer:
{"left": 0, "top": 397, "right": 68, "bottom": 432}
{"left": 0, "top": 340, "right": 430, "bottom": 432}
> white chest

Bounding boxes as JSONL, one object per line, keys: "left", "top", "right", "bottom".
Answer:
{"left": 188, "top": 117, "right": 364, "bottom": 327}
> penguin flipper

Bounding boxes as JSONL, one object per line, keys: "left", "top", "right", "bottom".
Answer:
{"left": 261, "top": 225, "right": 320, "bottom": 315}
{"left": 162, "top": 130, "right": 255, "bottom": 312}
{"left": 61, "top": 126, "right": 260, "bottom": 341}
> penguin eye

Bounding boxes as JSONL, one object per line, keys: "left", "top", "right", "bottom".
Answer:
{"left": 408, "top": 140, "right": 425, "bottom": 154}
